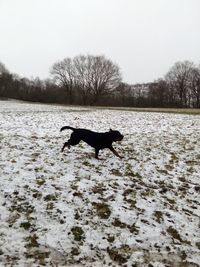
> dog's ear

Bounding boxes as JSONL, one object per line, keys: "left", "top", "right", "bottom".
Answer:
{"left": 110, "top": 128, "right": 113, "bottom": 132}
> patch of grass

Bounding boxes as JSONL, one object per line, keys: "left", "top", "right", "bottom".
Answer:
{"left": 153, "top": 210, "right": 163, "bottom": 224}
{"left": 141, "top": 189, "right": 155, "bottom": 198}
{"left": 71, "top": 226, "right": 85, "bottom": 242}
{"left": 123, "top": 189, "right": 137, "bottom": 208}
{"left": 178, "top": 176, "right": 187, "bottom": 182}
{"left": 157, "top": 169, "right": 168, "bottom": 175}
{"left": 194, "top": 186, "right": 200, "bottom": 192}
{"left": 169, "top": 153, "right": 179, "bottom": 164}
{"left": 125, "top": 198, "right": 137, "bottom": 208}
{"left": 167, "top": 226, "right": 182, "bottom": 242}
{"left": 92, "top": 184, "right": 106, "bottom": 195}
{"left": 196, "top": 242, "right": 200, "bottom": 250}
{"left": 123, "top": 188, "right": 134, "bottom": 197}
{"left": 112, "top": 218, "right": 127, "bottom": 228}
{"left": 125, "top": 164, "right": 142, "bottom": 178}
{"left": 25, "top": 249, "right": 50, "bottom": 265}
{"left": 71, "top": 247, "right": 80, "bottom": 256}
{"left": 111, "top": 169, "right": 122, "bottom": 176}
{"left": 43, "top": 194, "right": 57, "bottom": 201}
{"left": 73, "top": 191, "right": 83, "bottom": 198}
{"left": 46, "top": 202, "right": 54, "bottom": 210}
{"left": 107, "top": 235, "right": 115, "bottom": 243}
{"left": 25, "top": 234, "right": 39, "bottom": 248}
{"left": 20, "top": 221, "right": 31, "bottom": 230}
{"left": 129, "top": 223, "right": 139, "bottom": 234}
{"left": 82, "top": 160, "right": 93, "bottom": 167}
{"left": 125, "top": 170, "right": 142, "bottom": 178}
{"left": 97, "top": 106, "right": 200, "bottom": 115}
{"left": 166, "top": 198, "right": 176, "bottom": 205}
{"left": 165, "top": 164, "right": 174, "bottom": 171}
{"left": 92, "top": 202, "right": 111, "bottom": 219}
{"left": 74, "top": 211, "right": 81, "bottom": 220}
{"left": 71, "top": 184, "right": 78, "bottom": 191}
{"left": 179, "top": 250, "right": 187, "bottom": 261}
{"left": 107, "top": 247, "right": 128, "bottom": 265}
{"left": 36, "top": 177, "right": 45, "bottom": 186}
{"left": 182, "top": 208, "right": 194, "bottom": 217}
{"left": 32, "top": 190, "right": 42, "bottom": 199}
{"left": 7, "top": 212, "right": 21, "bottom": 225}
{"left": 9, "top": 200, "right": 35, "bottom": 214}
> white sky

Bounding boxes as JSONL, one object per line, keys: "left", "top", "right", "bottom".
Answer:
{"left": 0, "top": 0, "right": 200, "bottom": 84}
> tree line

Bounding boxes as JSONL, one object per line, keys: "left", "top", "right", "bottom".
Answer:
{"left": 1, "top": 56, "right": 200, "bottom": 108}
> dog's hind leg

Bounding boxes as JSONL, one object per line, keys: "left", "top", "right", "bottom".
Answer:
{"left": 61, "top": 136, "right": 81, "bottom": 152}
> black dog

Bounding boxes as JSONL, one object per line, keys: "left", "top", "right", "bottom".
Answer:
{"left": 60, "top": 126, "right": 124, "bottom": 159}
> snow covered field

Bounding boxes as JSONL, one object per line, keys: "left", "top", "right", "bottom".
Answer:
{"left": 0, "top": 100, "right": 200, "bottom": 267}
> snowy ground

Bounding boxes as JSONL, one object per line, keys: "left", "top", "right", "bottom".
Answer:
{"left": 0, "top": 100, "right": 200, "bottom": 267}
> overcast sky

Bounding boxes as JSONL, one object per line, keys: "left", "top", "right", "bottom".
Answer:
{"left": 0, "top": 0, "right": 200, "bottom": 84}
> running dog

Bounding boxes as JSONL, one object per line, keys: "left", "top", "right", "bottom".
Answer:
{"left": 60, "top": 126, "right": 124, "bottom": 159}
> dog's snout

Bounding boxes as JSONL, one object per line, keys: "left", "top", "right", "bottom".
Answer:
{"left": 118, "top": 134, "right": 124, "bottom": 141}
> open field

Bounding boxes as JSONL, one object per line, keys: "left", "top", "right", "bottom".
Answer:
{"left": 0, "top": 100, "right": 200, "bottom": 266}
{"left": 80, "top": 104, "right": 200, "bottom": 115}
{"left": 103, "top": 107, "right": 200, "bottom": 115}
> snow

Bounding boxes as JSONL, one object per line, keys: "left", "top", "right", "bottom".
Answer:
{"left": 0, "top": 100, "right": 200, "bottom": 266}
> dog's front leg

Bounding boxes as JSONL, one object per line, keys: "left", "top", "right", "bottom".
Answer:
{"left": 95, "top": 148, "right": 100, "bottom": 159}
{"left": 61, "top": 142, "right": 70, "bottom": 152}
{"left": 109, "top": 146, "right": 123, "bottom": 158}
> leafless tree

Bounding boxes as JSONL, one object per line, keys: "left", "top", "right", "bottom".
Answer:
{"left": 148, "top": 80, "right": 169, "bottom": 107}
{"left": 165, "top": 61, "right": 195, "bottom": 107}
{"left": 50, "top": 55, "right": 122, "bottom": 105}
{"left": 86, "top": 55, "right": 122, "bottom": 104}
{"left": 190, "top": 66, "right": 200, "bottom": 108}
{"left": 114, "top": 82, "right": 133, "bottom": 106}
{"left": 0, "top": 62, "right": 8, "bottom": 75}
{"left": 50, "top": 58, "right": 76, "bottom": 104}
{"left": 73, "top": 55, "right": 92, "bottom": 104}
{"left": 0, "top": 62, "right": 12, "bottom": 98}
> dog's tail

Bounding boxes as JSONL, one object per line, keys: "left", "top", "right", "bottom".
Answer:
{"left": 60, "top": 126, "right": 75, "bottom": 132}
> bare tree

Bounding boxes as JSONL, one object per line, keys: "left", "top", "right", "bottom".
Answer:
{"left": 0, "top": 62, "right": 9, "bottom": 75}
{"left": 190, "top": 66, "right": 200, "bottom": 108}
{"left": 50, "top": 55, "right": 122, "bottom": 105}
{"left": 165, "top": 61, "right": 195, "bottom": 107}
{"left": 148, "top": 80, "right": 169, "bottom": 107}
{"left": 50, "top": 58, "right": 76, "bottom": 104}
{"left": 73, "top": 55, "right": 92, "bottom": 104}
{"left": 0, "top": 62, "right": 12, "bottom": 98}
{"left": 114, "top": 82, "right": 133, "bottom": 106}
{"left": 87, "top": 55, "right": 121, "bottom": 104}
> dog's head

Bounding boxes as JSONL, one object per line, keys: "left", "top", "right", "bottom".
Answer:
{"left": 109, "top": 129, "right": 124, "bottom": 142}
